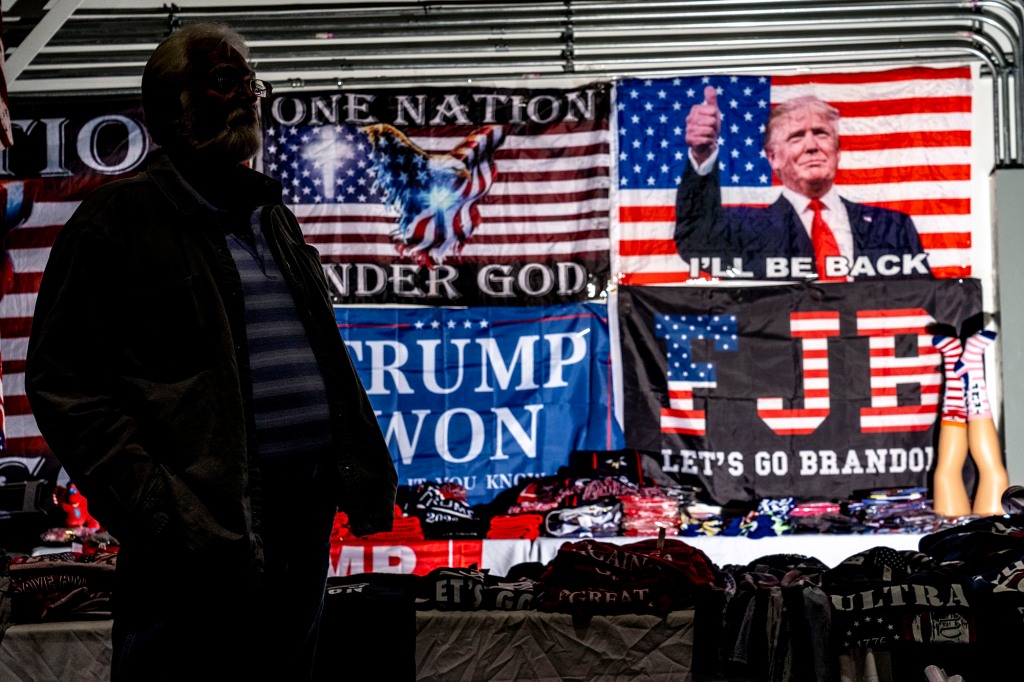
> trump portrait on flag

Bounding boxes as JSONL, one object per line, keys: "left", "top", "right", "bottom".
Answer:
{"left": 675, "top": 85, "right": 928, "bottom": 282}
{"left": 614, "top": 67, "right": 974, "bottom": 285}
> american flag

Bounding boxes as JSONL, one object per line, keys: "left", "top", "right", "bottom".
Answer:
{"left": 363, "top": 123, "right": 505, "bottom": 264}
{"left": 0, "top": 8, "right": 13, "bottom": 450}
{"left": 0, "top": 96, "right": 144, "bottom": 461}
{"left": 615, "top": 66, "right": 973, "bottom": 283}
{"left": 262, "top": 86, "right": 612, "bottom": 275}
{"left": 0, "top": 181, "right": 69, "bottom": 455}
{"left": 656, "top": 313, "right": 737, "bottom": 436}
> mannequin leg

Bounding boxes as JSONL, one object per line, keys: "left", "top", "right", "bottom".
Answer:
{"left": 931, "top": 336, "right": 970, "bottom": 516}
{"left": 967, "top": 417, "right": 1009, "bottom": 515}
{"left": 955, "top": 330, "right": 1009, "bottom": 516}
{"left": 932, "top": 422, "right": 971, "bottom": 516}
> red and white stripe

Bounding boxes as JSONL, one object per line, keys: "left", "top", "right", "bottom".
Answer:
{"left": 299, "top": 120, "right": 611, "bottom": 264}
{"left": 616, "top": 65, "right": 975, "bottom": 284}
{"left": 857, "top": 308, "right": 941, "bottom": 433}
{"left": 0, "top": 197, "right": 73, "bottom": 455}
{"left": 660, "top": 376, "right": 715, "bottom": 436}
{"left": 757, "top": 311, "right": 841, "bottom": 435}
{"left": 399, "top": 125, "right": 506, "bottom": 262}
{"left": 932, "top": 335, "right": 966, "bottom": 424}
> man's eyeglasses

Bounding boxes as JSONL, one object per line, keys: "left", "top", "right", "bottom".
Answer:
{"left": 210, "top": 74, "right": 272, "bottom": 99}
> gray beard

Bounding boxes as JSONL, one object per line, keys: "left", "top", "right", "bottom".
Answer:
{"left": 194, "top": 121, "right": 261, "bottom": 162}
{"left": 179, "top": 105, "right": 261, "bottom": 163}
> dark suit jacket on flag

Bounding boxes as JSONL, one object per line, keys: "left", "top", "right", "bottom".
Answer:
{"left": 674, "top": 164, "right": 929, "bottom": 279}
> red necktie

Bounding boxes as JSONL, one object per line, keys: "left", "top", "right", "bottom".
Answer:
{"left": 809, "top": 198, "right": 842, "bottom": 281}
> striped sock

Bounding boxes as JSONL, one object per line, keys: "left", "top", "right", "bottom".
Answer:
{"left": 932, "top": 335, "right": 966, "bottom": 424}
{"left": 954, "top": 329, "right": 997, "bottom": 420}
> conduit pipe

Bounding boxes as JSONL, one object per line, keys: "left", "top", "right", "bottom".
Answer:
{"left": 6, "top": 0, "right": 1023, "bottom": 165}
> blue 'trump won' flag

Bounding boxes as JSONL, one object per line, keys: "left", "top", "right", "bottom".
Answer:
{"left": 334, "top": 302, "right": 623, "bottom": 506}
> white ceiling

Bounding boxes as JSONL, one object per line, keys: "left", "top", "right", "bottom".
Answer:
{"left": 3, "top": 0, "right": 1022, "bottom": 165}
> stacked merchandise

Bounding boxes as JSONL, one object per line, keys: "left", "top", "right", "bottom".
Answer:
{"left": 0, "top": 550, "right": 118, "bottom": 629}
{"left": 916, "top": 511, "right": 1024, "bottom": 678}
{"left": 786, "top": 500, "right": 846, "bottom": 534}
{"left": 537, "top": 536, "right": 721, "bottom": 617}
{"left": 721, "top": 497, "right": 797, "bottom": 538}
{"left": 680, "top": 497, "right": 797, "bottom": 538}
{"left": 781, "top": 488, "right": 970, "bottom": 536}
{"left": 482, "top": 473, "right": 697, "bottom": 539}
{"left": 542, "top": 497, "right": 623, "bottom": 539}
{"left": 695, "top": 534, "right": 1013, "bottom": 681}
{"left": 618, "top": 488, "right": 682, "bottom": 536}
{"left": 680, "top": 501, "right": 726, "bottom": 536}
{"left": 823, "top": 546, "right": 974, "bottom": 648}
{"left": 846, "top": 487, "right": 949, "bottom": 534}
{"left": 419, "top": 564, "right": 542, "bottom": 611}
{"left": 7, "top": 512, "right": 1024, "bottom": 681}
{"left": 485, "top": 513, "right": 544, "bottom": 540}
{"left": 478, "top": 448, "right": 709, "bottom": 539}
{"left": 0, "top": 480, "right": 120, "bottom": 638}
{"left": 502, "top": 477, "right": 587, "bottom": 516}
{"left": 401, "top": 482, "right": 485, "bottom": 539}
{"left": 482, "top": 474, "right": 630, "bottom": 539}
{"left": 329, "top": 538, "right": 722, "bottom": 621}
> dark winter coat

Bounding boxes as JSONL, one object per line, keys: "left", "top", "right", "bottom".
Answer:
{"left": 25, "top": 150, "right": 397, "bottom": 607}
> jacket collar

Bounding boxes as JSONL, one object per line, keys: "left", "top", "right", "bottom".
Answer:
{"left": 143, "top": 149, "right": 283, "bottom": 216}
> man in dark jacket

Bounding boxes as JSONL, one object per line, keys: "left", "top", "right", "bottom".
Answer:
{"left": 675, "top": 86, "right": 930, "bottom": 281}
{"left": 25, "top": 22, "right": 397, "bottom": 681}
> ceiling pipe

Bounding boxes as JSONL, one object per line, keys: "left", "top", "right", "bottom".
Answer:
{"left": 5, "top": 0, "right": 1022, "bottom": 165}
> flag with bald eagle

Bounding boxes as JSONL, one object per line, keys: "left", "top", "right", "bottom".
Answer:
{"left": 260, "top": 84, "right": 612, "bottom": 306}
{"left": 363, "top": 122, "right": 505, "bottom": 265}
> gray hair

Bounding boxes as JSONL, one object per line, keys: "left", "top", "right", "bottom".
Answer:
{"left": 141, "top": 22, "right": 249, "bottom": 147}
{"left": 763, "top": 95, "right": 841, "bottom": 152}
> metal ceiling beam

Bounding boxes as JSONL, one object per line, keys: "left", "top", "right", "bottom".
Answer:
{"left": 4, "top": 0, "right": 85, "bottom": 82}
{"left": 2, "top": 0, "right": 1021, "bottom": 165}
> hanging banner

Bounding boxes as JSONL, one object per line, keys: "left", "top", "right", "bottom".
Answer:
{"left": 0, "top": 95, "right": 147, "bottom": 463}
{"left": 618, "top": 279, "right": 982, "bottom": 503}
{"left": 615, "top": 66, "right": 974, "bottom": 285}
{"left": 330, "top": 539, "right": 485, "bottom": 577}
{"left": 263, "top": 84, "right": 612, "bottom": 305}
{"left": 0, "top": 95, "right": 147, "bottom": 523}
{"left": 335, "top": 302, "right": 623, "bottom": 506}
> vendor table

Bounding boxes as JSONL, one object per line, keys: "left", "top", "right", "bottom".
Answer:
{"left": 1, "top": 612, "right": 696, "bottom": 682}
{"left": 325, "top": 533, "right": 927, "bottom": 577}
